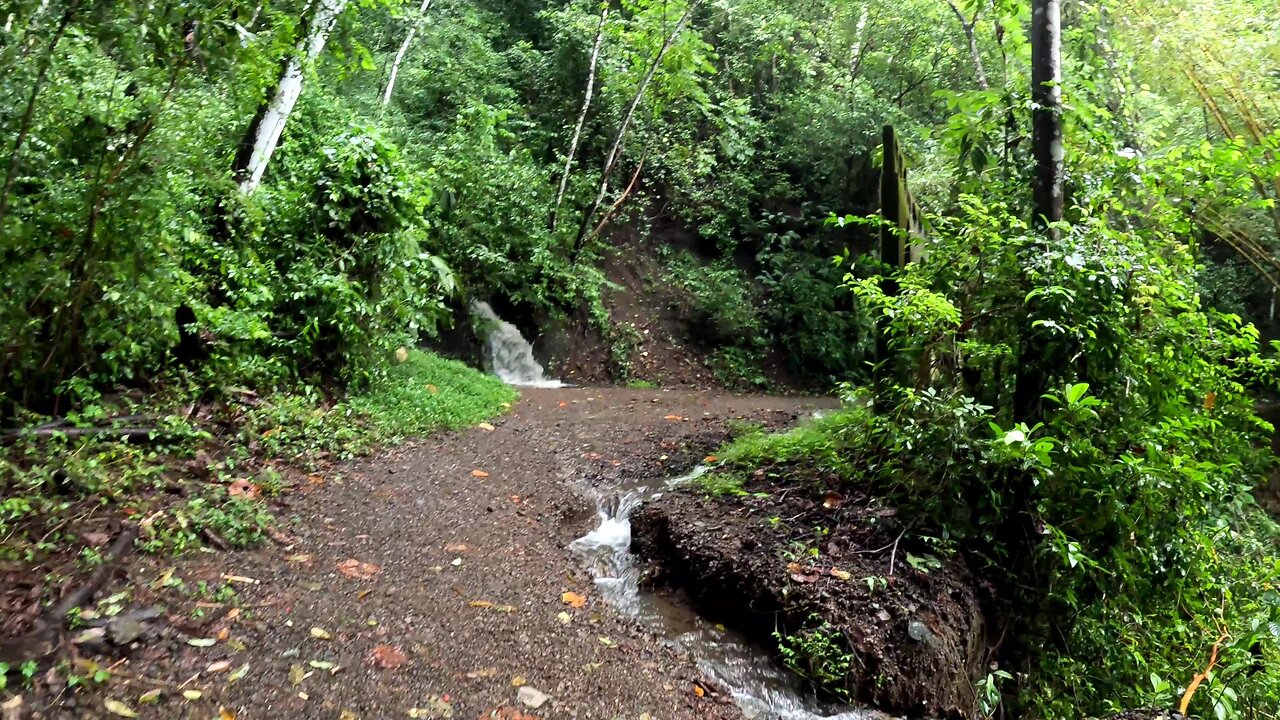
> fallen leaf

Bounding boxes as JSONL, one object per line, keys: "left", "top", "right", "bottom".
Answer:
{"left": 367, "top": 644, "right": 408, "bottom": 669}
{"left": 511, "top": 676, "right": 526, "bottom": 687}
{"left": 221, "top": 574, "right": 258, "bottom": 585}
{"left": 226, "top": 607, "right": 241, "bottom": 621}
{"left": 445, "top": 543, "right": 469, "bottom": 553}
{"left": 151, "top": 567, "right": 175, "bottom": 589}
{"left": 182, "top": 690, "right": 203, "bottom": 701}
{"left": 693, "top": 684, "right": 705, "bottom": 698}
{"left": 216, "top": 627, "right": 231, "bottom": 642}
{"left": 830, "top": 568, "right": 852, "bottom": 581}
{"left": 207, "top": 660, "right": 232, "bottom": 673}
{"left": 337, "top": 558, "right": 382, "bottom": 580}
{"left": 340, "top": 710, "right": 359, "bottom": 720}
{"left": 289, "top": 664, "right": 305, "bottom": 685}
{"left": 228, "top": 663, "right": 250, "bottom": 682}
{"left": 285, "top": 554, "right": 313, "bottom": 564}
{"left": 310, "top": 627, "right": 332, "bottom": 640}
{"left": 187, "top": 638, "right": 216, "bottom": 647}
{"left": 703, "top": 455, "right": 718, "bottom": 463}
{"left": 663, "top": 414, "right": 683, "bottom": 421}
{"left": 469, "top": 600, "right": 495, "bottom": 609}
{"left": 228, "top": 479, "right": 259, "bottom": 499}
{"left": 104, "top": 699, "right": 139, "bottom": 718}
{"left": 561, "top": 591, "right": 587, "bottom": 609}
{"left": 477, "top": 422, "right": 496, "bottom": 431}
{"left": 220, "top": 708, "right": 237, "bottom": 720}
{"left": 427, "top": 384, "right": 440, "bottom": 394}
{"left": 138, "top": 690, "right": 162, "bottom": 704}
{"left": 395, "top": 346, "right": 410, "bottom": 363}
{"left": 357, "top": 589, "right": 373, "bottom": 600}
{"left": 308, "top": 660, "right": 336, "bottom": 671}
{"left": 451, "top": 557, "right": 463, "bottom": 567}
{"left": 466, "top": 667, "right": 498, "bottom": 679}
{"left": 471, "top": 470, "right": 490, "bottom": 478}
{"left": 598, "top": 636, "right": 615, "bottom": 646}
{"left": 556, "top": 611, "right": 572, "bottom": 625}
{"left": 558, "top": 401, "right": 568, "bottom": 408}
{"left": 822, "top": 491, "right": 845, "bottom": 509}
{"left": 307, "top": 473, "right": 325, "bottom": 485}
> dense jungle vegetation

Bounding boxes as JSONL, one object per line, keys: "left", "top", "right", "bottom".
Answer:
{"left": 2, "top": 0, "right": 1280, "bottom": 717}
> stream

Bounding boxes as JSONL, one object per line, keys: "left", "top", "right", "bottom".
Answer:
{"left": 475, "top": 300, "right": 879, "bottom": 718}
{"left": 570, "top": 468, "right": 884, "bottom": 720}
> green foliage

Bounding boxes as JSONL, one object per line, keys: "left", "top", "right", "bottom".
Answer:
{"left": 351, "top": 350, "right": 518, "bottom": 438}
{"left": 775, "top": 619, "right": 855, "bottom": 700}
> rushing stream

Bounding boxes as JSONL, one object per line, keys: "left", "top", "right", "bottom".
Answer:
{"left": 470, "top": 300, "right": 565, "bottom": 388}
{"left": 570, "top": 468, "right": 885, "bottom": 720}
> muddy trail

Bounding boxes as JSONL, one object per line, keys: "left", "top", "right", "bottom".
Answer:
{"left": 43, "top": 388, "right": 869, "bottom": 720}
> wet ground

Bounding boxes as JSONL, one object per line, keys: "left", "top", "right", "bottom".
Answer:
{"left": 31, "top": 388, "right": 838, "bottom": 719}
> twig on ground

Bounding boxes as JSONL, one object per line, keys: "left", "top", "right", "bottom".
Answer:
{"left": 887, "top": 528, "right": 907, "bottom": 576}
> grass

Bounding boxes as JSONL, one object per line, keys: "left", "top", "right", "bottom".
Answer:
{"left": 717, "top": 407, "right": 871, "bottom": 479}
{"left": 352, "top": 350, "right": 518, "bottom": 437}
{"left": 625, "top": 379, "right": 657, "bottom": 389}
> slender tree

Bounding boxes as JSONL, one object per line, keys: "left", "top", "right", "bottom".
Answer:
{"left": 570, "top": 0, "right": 702, "bottom": 260}
{"left": 549, "top": 4, "right": 609, "bottom": 231}
{"left": 236, "top": 0, "right": 348, "bottom": 195}
{"left": 1030, "top": 0, "right": 1063, "bottom": 230}
{"left": 945, "top": 0, "right": 989, "bottom": 90}
{"left": 381, "top": 0, "right": 433, "bottom": 107}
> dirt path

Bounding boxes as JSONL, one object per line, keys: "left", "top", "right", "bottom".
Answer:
{"left": 67, "top": 388, "right": 834, "bottom": 720}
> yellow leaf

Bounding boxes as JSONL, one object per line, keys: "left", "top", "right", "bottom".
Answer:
{"left": 693, "top": 684, "right": 705, "bottom": 698}
{"left": 289, "top": 664, "right": 305, "bottom": 686}
{"left": 182, "top": 690, "right": 203, "bottom": 701}
{"left": 830, "top": 568, "right": 852, "bottom": 581}
{"left": 557, "top": 611, "right": 572, "bottom": 625}
{"left": 138, "top": 690, "right": 162, "bottom": 705}
{"left": 220, "top": 708, "right": 238, "bottom": 720}
{"left": 511, "top": 676, "right": 526, "bottom": 687}
{"left": 561, "top": 591, "right": 587, "bottom": 608}
{"left": 469, "top": 600, "right": 495, "bottom": 609}
{"left": 310, "top": 627, "right": 332, "bottom": 640}
{"left": 104, "top": 699, "right": 139, "bottom": 718}
{"left": 477, "top": 422, "right": 496, "bottom": 431}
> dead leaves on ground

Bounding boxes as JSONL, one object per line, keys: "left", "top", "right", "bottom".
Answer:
{"left": 366, "top": 644, "right": 408, "bottom": 669}
{"left": 337, "top": 558, "right": 381, "bottom": 580}
{"left": 787, "top": 561, "right": 854, "bottom": 583}
{"left": 560, "top": 591, "right": 586, "bottom": 609}
{"left": 479, "top": 707, "right": 542, "bottom": 720}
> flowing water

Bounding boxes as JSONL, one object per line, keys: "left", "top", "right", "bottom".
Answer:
{"left": 570, "top": 468, "right": 886, "bottom": 720}
{"left": 470, "top": 300, "right": 565, "bottom": 388}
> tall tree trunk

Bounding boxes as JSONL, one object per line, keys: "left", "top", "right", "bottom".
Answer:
{"left": 570, "top": 0, "right": 702, "bottom": 261}
{"left": 945, "top": 1, "right": 989, "bottom": 90}
{"left": 236, "top": 0, "right": 347, "bottom": 195}
{"left": 1030, "top": 0, "right": 1062, "bottom": 230}
{"left": 381, "top": 0, "right": 433, "bottom": 107}
{"left": 549, "top": 4, "right": 608, "bottom": 231}
{"left": 1014, "top": 0, "right": 1064, "bottom": 423}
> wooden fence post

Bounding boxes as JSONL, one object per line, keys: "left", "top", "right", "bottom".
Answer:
{"left": 876, "top": 125, "right": 926, "bottom": 394}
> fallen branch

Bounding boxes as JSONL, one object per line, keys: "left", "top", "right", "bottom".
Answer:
{"left": 0, "top": 527, "right": 137, "bottom": 664}
{"left": 2, "top": 426, "right": 165, "bottom": 444}
{"left": 583, "top": 149, "right": 649, "bottom": 247}
{"left": 1179, "top": 632, "right": 1229, "bottom": 716}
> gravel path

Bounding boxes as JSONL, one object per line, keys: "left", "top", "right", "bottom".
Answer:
{"left": 98, "top": 387, "right": 835, "bottom": 720}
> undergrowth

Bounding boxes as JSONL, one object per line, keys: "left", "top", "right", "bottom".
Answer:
{"left": 1, "top": 350, "right": 514, "bottom": 567}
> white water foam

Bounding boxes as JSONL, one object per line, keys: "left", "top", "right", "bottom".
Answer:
{"left": 470, "top": 300, "right": 565, "bottom": 388}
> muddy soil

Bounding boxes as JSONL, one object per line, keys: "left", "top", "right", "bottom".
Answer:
{"left": 632, "top": 471, "right": 987, "bottom": 719}
{"left": 13, "top": 388, "right": 836, "bottom": 720}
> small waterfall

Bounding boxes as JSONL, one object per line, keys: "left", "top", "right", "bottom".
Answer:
{"left": 470, "top": 300, "right": 564, "bottom": 388}
{"left": 570, "top": 466, "right": 884, "bottom": 720}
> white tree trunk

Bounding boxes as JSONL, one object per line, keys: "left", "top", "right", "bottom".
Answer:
{"left": 550, "top": 5, "right": 609, "bottom": 231}
{"left": 381, "top": 0, "right": 433, "bottom": 107}
{"left": 571, "top": 0, "right": 702, "bottom": 256}
{"left": 239, "top": 0, "right": 348, "bottom": 195}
